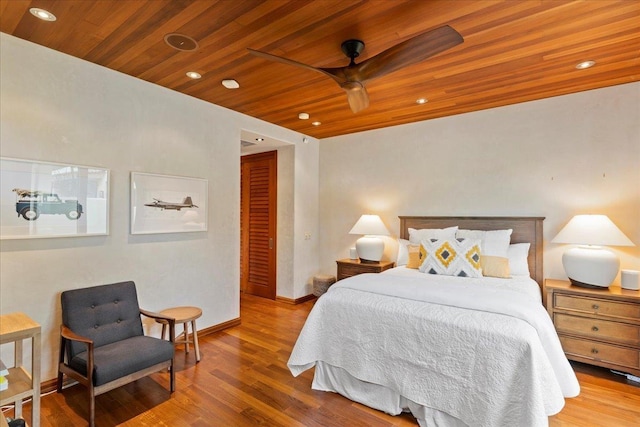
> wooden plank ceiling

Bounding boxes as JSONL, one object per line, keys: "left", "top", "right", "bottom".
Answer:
{"left": 1, "top": 0, "right": 638, "bottom": 139}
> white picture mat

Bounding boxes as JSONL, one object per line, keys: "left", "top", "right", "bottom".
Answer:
{"left": 0, "top": 157, "right": 109, "bottom": 239}
{"left": 130, "top": 172, "right": 208, "bottom": 235}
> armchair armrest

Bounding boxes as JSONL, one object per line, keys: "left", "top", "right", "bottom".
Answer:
{"left": 59, "top": 324, "right": 95, "bottom": 386}
{"left": 61, "top": 324, "right": 93, "bottom": 345}
{"left": 140, "top": 308, "right": 176, "bottom": 343}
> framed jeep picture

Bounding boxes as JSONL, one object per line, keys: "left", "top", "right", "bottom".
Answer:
{"left": 0, "top": 158, "right": 109, "bottom": 239}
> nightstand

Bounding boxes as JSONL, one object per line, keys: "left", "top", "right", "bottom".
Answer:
{"left": 336, "top": 259, "right": 395, "bottom": 280}
{"left": 544, "top": 278, "right": 640, "bottom": 376}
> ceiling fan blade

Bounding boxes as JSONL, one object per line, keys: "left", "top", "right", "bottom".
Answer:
{"left": 247, "top": 48, "right": 344, "bottom": 84}
{"left": 354, "top": 25, "right": 463, "bottom": 82}
{"left": 341, "top": 82, "right": 370, "bottom": 113}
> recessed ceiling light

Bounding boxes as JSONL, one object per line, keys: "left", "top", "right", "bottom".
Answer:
{"left": 222, "top": 79, "right": 240, "bottom": 89}
{"left": 312, "top": 121, "right": 321, "bottom": 126}
{"left": 29, "top": 8, "right": 56, "bottom": 21}
{"left": 416, "top": 98, "right": 428, "bottom": 104}
{"left": 298, "top": 113, "right": 310, "bottom": 120}
{"left": 575, "top": 60, "right": 596, "bottom": 70}
{"left": 186, "top": 71, "right": 201, "bottom": 79}
{"left": 255, "top": 138, "right": 264, "bottom": 142}
{"left": 164, "top": 33, "right": 198, "bottom": 51}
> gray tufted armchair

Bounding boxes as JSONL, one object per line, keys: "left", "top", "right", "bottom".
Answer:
{"left": 56, "top": 281, "right": 176, "bottom": 427}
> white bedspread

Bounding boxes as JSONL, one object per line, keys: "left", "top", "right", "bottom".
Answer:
{"left": 288, "top": 272, "right": 579, "bottom": 427}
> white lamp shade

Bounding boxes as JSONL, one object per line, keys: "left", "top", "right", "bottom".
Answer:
{"left": 349, "top": 215, "right": 389, "bottom": 262}
{"left": 349, "top": 215, "right": 390, "bottom": 236}
{"left": 551, "top": 215, "right": 634, "bottom": 246}
{"left": 552, "top": 215, "right": 635, "bottom": 288}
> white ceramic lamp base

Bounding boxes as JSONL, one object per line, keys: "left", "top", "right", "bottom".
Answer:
{"left": 355, "top": 236, "right": 384, "bottom": 262}
{"left": 562, "top": 246, "right": 619, "bottom": 288}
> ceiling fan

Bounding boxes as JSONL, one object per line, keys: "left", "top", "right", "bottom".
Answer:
{"left": 248, "top": 25, "right": 463, "bottom": 113}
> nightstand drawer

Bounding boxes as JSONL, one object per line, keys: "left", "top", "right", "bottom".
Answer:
{"left": 555, "top": 313, "right": 640, "bottom": 346}
{"left": 555, "top": 294, "right": 640, "bottom": 320}
{"left": 339, "top": 263, "right": 367, "bottom": 279}
{"left": 559, "top": 335, "right": 639, "bottom": 370}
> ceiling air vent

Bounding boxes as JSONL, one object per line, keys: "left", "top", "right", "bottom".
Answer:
{"left": 164, "top": 33, "right": 198, "bottom": 52}
{"left": 241, "top": 140, "right": 257, "bottom": 147}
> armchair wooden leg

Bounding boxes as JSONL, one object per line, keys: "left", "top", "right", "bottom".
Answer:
{"left": 89, "top": 385, "right": 95, "bottom": 427}
{"left": 170, "top": 359, "right": 175, "bottom": 392}
{"left": 56, "top": 370, "right": 64, "bottom": 393}
{"left": 58, "top": 336, "right": 66, "bottom": 392}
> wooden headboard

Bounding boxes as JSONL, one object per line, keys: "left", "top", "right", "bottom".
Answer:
{"left": 399, "top": 216, "right": 545, "bottom": 288}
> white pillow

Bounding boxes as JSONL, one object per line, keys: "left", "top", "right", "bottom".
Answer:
{"left": 456, "top": 229, "right": 512, "bottom": 257}
{"left": 408, "top": 226, "right": 458, "bottom": 244}
{"left": 396, "top": 238, "right": 411, "bottom": 266}
{"left": 508, "top": 243, "right": 531, "bottom": 276}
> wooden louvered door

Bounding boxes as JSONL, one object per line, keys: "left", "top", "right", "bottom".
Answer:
{"left": 241, "top": 151, "right": 277, "bottom": 299}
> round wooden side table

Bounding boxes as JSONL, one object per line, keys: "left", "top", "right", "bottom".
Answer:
{"left": 157, "top": 306, "right": 202, "bottom": 363}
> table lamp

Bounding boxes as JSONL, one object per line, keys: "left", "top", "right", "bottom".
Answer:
{"left": 551, "top": 215, "right": 635, "bottom": 288}
{"left": 349, "top": 214, "right": 390, "bottom": 262}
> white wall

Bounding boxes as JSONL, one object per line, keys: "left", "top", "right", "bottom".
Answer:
{"left": 293, "top": 138, "right": 321, "bottom": 298}
{"left": 319, "top": 82, "right": 640, "bottom": 281}
{"left": 0, "top": 33, "right": 319, "bottom": 380}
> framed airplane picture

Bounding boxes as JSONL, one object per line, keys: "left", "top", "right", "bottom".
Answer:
{"left": 0, "top": 157, "right": 109, "bottom": 240}
{"left": 130, "top": 172, "right": 208, "bottom": 235}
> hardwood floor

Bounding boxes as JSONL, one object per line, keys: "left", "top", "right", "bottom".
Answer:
{"left": 9, "top": 294, "right": 640, "bottom": 426}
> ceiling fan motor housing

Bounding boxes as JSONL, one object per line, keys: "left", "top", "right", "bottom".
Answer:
{"left": 341, "top": 39, "right": 365, "bottom": 62}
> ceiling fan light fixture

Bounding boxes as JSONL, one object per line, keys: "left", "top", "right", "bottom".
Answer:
{"left": 298, "top": 113, "right": 310, "bottom": 120}
{"left": 575, "top": 60, "right": 595, "bottom": 70}
{"left": 186, "top": 71, "right": 201, "bottom": 79}
{"left": 222, "top": 79, "right": 240, "bottom": 89}
{"left": 30, "top": 8, "right": 56, "bottom": 21}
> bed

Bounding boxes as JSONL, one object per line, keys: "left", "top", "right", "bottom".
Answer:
{"left": 288, "top": 216, "right": 580, "bottom": 427}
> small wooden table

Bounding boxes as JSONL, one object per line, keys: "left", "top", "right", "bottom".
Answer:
{"left": 544, "top": 279, "right": 640, "bottom": 376}
{"left": 157, "top": 306, "right": 202, "bottom": 363}
{"left": 0, "top": 312, "right": 41, "bottom": 427}
{"left": 336, "top": 258, "right": 395, "bottom": 281}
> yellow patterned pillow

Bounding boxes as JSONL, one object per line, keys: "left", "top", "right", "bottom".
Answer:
{"left": 418, "top": 238, "right": 483, "bottom": 278}
{"left": 406, "top": 244, "right": 426, "bottom": 269}
{"left": 480, "top": 255, "right": 511, "bottom": 278}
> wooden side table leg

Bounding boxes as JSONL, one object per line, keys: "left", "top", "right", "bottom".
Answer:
{"left": 191, "top": 319, "right": 200, "bottom": 362}
{"left": 32, "top": 331, "right": 41, "bottom": 427}
{"left": 14, "top": 339, "right": 23, "bottom": 419}
{"left": 183, "top": 322, "right": 190, "bottom": 354}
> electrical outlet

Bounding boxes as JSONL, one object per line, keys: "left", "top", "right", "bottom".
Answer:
{"left": 304, "top": 233, "right": 311, "bottom": 240}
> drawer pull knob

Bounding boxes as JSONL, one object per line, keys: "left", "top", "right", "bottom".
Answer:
{"left": 591, "top": 348, "right": 599, "bottom": 354}
{"left": 592, "top": 326, "right": 599, "bottom": 332}
{"left": 592, "top": 304, "right": 599, "bottom": 310}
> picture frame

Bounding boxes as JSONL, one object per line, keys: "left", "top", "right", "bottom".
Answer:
{"left": 0, "top": 157, "right": 109, "bottom": 239}
{"left": 130, "top": 172, "right": 208, "bottom": 235}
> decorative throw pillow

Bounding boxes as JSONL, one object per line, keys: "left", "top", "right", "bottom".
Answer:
{"left": 406, "top": 244, "right": 424, "bottom": 269}
{"left": 419, "top": 238, "right": 483, "bottom": 278}
{"left": 457, "top": 229, "right": 512, "bottom": 278}
{"left": 508, "top": 243, "right": 531, "bottom": 276}
{"left": 408, "top": 226, "right": 458, "bottom": 244}
{"left": 480, "top": 255, "right": 511, "bottom": 278}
